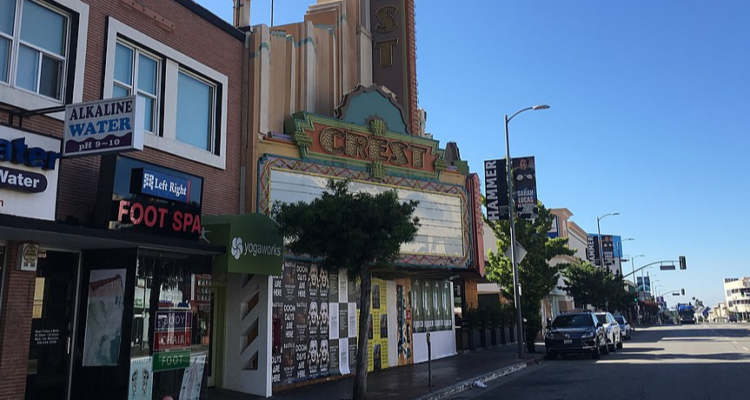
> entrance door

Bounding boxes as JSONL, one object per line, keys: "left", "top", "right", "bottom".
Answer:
{"left": 25, "top": 250, "right": 79, "bottom": 400}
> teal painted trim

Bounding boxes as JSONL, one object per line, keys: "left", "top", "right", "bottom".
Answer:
{"left": 249, "top": 42, "right": 271, "bottom": 59}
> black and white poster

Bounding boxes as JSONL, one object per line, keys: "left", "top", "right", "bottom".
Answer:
{"left": 484, "top": 159, "right": 509, "bottom": 221}
{"left": 272, "top": 263, "right": 358, "bottom": 388}
{"left": 512, "top": 156, "right": 538, "bottom": 220}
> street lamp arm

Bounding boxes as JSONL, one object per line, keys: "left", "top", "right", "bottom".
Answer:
{"left": 622, "top": 260, "right": 680, "bottom": 279}
{"left": 506, "top": 104, "right": 550, "bottom": 123}
{"left": 507, "top": 107, "right": 535, "bottom": 123}
{"left": 658, "top": 288, "right": 681, "bottom": 297}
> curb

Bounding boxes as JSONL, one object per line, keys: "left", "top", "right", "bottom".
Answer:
{"left": 412, "top": 356, "right": 545, "bottom": 400}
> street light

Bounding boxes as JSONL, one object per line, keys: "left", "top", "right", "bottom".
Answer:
{"left": 627, "top": 254, "right": 645, "bottom": 291}
{"left": 596, "top": 213, "right": 619, "bottom": 271}
{"left": 505, "top": 104, "right": 549, "bottom": 359}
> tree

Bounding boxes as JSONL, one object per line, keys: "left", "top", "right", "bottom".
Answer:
{"left": 560, "top": 260, "right": 607, "bottom": 309}
{"left": 561, "top": 261, "right": 629, "bottom": 311}
{"left": 484, "top": 203, "right": 574, "bottom": 352}
{"left": 272, "top": 179, "right": 419, "bottom": 400}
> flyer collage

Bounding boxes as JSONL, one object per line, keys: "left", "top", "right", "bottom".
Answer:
{"left": 271, "top": 261, "right": 390, "bottom": 387}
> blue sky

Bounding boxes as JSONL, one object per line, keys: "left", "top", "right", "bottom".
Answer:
{"left": 197, "top": 1, "right": 749, "bottom": 308}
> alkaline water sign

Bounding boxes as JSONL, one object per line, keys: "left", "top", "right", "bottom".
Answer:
{"left": 63, "top": 96, "right": 144, "bottom": 157}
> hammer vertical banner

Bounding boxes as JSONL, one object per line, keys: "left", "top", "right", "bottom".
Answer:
{"left": 484, "top": 159, "right": 509, "bottom": 221}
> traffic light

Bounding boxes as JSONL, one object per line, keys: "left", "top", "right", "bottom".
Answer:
{"left": 681, "top": 288, "right": 685, "bottom": 296}
{"left": 679, "top": 256, "right": 687, "bottom": 270}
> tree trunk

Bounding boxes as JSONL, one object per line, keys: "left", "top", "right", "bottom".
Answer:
{"left": 352, "top": 268, "right": 372, "bottom": 400}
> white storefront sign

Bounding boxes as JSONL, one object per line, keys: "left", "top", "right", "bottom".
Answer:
{"left": 63, "top": 96, "right": 144, "bottom": 157}
{"left": 0, "top": 126, "right": 61, "bottom": 220}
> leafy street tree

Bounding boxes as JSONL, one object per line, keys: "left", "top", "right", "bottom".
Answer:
{"left": 561, "top": 261, "right": 630, "bottom": 312}
{"left": 272, "top": 179, "right": 419, "bottom": 400}
{"left": 560, "top": 260, "right": 607, "bottom": 309}
{"left": 484, "top": 203, "right": 574, "bottom": 352}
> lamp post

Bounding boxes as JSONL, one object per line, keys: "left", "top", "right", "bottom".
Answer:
{"left": 628, "top": 254, "right": 645, "bottom": 292}
{"left": 619, "top": 238, "right": 634, "bottom": 275}
{"left": 596, "top": 213, "right": 619, "bottom": 271}
{"left": 505, "top": 104, "right": 549, "bottom": 359}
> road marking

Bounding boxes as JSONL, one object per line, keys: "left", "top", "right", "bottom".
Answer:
{"left": 743, "top": 347, "right": 748, "bottom": 351}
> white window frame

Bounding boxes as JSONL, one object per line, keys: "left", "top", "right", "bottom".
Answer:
{"left": 0, "top": 0, "right": 88, "bottom": 117}
{"left": 103, "top": 18, "right": 227, "bottom": 170}
{"left": 112, "top": 39, "right": 162, "bottom": 135}
{"left": 176, "top": 67, "right": 217, "bottom": 153}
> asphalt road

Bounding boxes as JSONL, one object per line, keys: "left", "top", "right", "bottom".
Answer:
{"left": 447, "top": 323, "right": 750, "bottom": 400}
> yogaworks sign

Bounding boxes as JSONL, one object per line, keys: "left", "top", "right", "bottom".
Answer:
{"left": 203, "top": 213, "right": 284, "bottom": 276}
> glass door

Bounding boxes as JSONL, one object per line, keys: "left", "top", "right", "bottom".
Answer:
{"left": 25, "top": 250, "right": 79, "bottom": 400}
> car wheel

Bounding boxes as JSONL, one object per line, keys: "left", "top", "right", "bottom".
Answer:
{"left": 601, "top": 338, "right": 610, "bottom": 355}
{"left": 627, "top": 332, "right": 632, "bottom": 340}
{"left": 592, "top": 345, "right": 600, "bottom": 359}
{"left": 617, "top": 340, "right": 623, "bottom": 349}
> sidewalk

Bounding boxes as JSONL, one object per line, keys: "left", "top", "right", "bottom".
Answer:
{"left": 209, "top": 343, "right": 545, "bottom": 400}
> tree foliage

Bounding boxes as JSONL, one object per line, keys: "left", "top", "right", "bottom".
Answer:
{"left": 484, "top": 202, "right": 574, "bottom": 352}
{"left": 272, "top": 179, "right": 419, "bottom": 400}
{"left": 561, "top": 261, "right": 630, "bottom": 312}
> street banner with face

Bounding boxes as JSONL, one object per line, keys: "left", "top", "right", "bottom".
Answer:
{"left": 512, "top": 156, "right": 538, "bottom": 219}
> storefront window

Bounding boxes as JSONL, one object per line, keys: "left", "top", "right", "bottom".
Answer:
{"left": 131, "top": 254, "right": 212, "bottom": 400}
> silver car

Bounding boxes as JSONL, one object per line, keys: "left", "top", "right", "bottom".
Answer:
{"left": 614, "top": 315, "right": 632, "bottom": 340}
{"left": 594, "top": 312, "right": 622, "bottom": 351}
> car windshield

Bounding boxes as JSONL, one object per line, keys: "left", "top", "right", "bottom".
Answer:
{"left": 595, "top": 315, "right": 607, "bottom": 323}
{"left": 552, "top": 315, "right": 592, "bottom": 328}
{"left": 615, "top": 316, "right": 625, "bottom": 324}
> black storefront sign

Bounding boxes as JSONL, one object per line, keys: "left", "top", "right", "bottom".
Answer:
{"left": 95, "top": 155, "right": 204, "bottom": 240}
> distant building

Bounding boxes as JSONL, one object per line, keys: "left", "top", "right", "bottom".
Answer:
{"left": 723, "top": 278, "right": 750, "bottom": 321}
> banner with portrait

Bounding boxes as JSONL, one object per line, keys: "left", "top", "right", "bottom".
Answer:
{"left": 511, "top": 156, "right": 538, "bottom": 220}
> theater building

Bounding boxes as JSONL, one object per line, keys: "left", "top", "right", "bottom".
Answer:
{"left": 212, "top": 0, "right": 485, "bottom": 396}
{"left": 0, "top": 1, "right": 244, "bottom": 399}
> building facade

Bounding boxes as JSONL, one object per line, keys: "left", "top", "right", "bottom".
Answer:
{"left": 0, "top": 0, "right": 245, "bottom": 399}
{"left": 214, "top": 0, "right": 484, "bottom": 396}
{"left": 723, "top": 277, "right": 750, "bottom": 321}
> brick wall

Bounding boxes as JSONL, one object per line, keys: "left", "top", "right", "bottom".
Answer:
{"left": 0, "top": 244, "right": 35, "bottom": 400}
{"left": 2, "top": 0, "right": 247, "bottom": 224}
{"left": 0, "top": 0, "right": 248, "bottom": 398}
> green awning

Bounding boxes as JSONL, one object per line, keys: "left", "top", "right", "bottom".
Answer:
{"left": 202, "top": 213, "right": 283, "bottom": 275}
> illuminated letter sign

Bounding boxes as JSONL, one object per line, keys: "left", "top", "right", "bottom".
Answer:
{"left": 310, "top": 125, "right": 437, "bottom": 172}
{"left": 371, "top": 0, "right": 406, "bottom": 109}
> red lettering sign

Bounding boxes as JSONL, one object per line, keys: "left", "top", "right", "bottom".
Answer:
{"left": 154, "top": 330, "right": 192, "bottom": 351}
{"left": 116, "top": 199, "right": 201, "bottom": 235}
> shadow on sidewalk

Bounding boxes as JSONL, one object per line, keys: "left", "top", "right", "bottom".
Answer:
{"left": 209, "top": 343, "right": 544, "bottom": 400}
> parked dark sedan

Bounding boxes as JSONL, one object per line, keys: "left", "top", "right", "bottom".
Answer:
{"left": 545, "top": 311, "right": 608, "bottom": 359}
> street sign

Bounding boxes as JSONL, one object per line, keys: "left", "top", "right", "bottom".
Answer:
{"left": 660, "top": 264, "right": 676, "bottom": 270}
{"left": 504, "top": 242, "right": 527, "bottom": 264}
{"left": 153, "top": 350, "right": 190, "bottom": 371}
